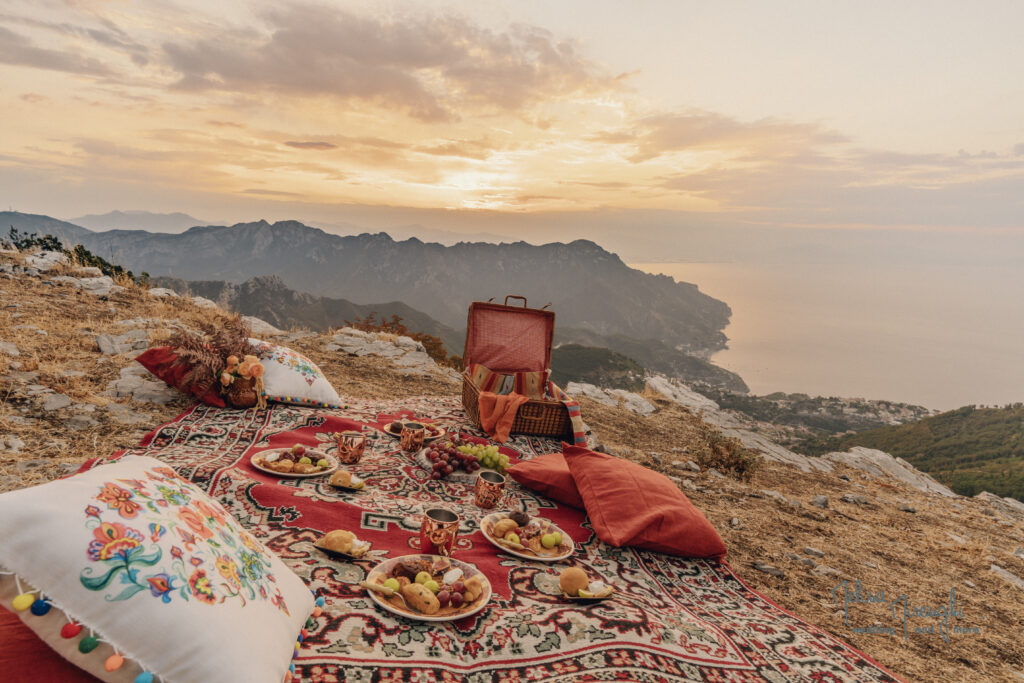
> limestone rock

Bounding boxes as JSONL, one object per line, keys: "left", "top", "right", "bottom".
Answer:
{"left": 822, "top": 447, "right": 955, "bottom": 497}
{"left": 0, "top": 435, "right": 26, "bottom": 453}
{"left": 566, "top": 382, "right": 657, "bottom": 416}
{"left": 243, "top": 316, "right": 284, "bottom": 336}
{"left": 191, "top": 296, "right": 218, "bottom": 309}
{"left": 42, "top": 394, "right": 73, "bottom": 411}
{"left": 990, "top": 564, "right": 1024, "bottom": 590}
{"left": 147, "top": 287, "right": 178, "bottom": 298}
{"left": 803, "top": 547, "right": 825, "bottom": 558}
{"left": 753, "top": 562, "right": 785, "bottom": 578}
{"left": 96, "top": 329, "right": 149, "bottom": 355}
{"left": 645, "top": 375, "right": 719, "bottom": 412}
{"left": 840, "top": 493, "right": 871, "bottom": 505}
{"left": 106, "top": 366, "right": 177, "bottom": 404}
{"left": 78, "top": 276, "right": 118, "bottom": 297}
{"left": 105, "top": 402, "right": 148, "bottom": 425}
{"left": 899, "top": 504, "right": 917, "bottom": 513}
{"left": 0, "top": 341, "right": 18, "bottom": 357}
{"left": 74, "top": 266, "right": 103, "bottom": 277}
{"left": 66, "top": 414, "right": 99, "bottom": 430}
{"left": 25, "top": 250, "right": 68, "bottom": 272}
{"left": 974, "top": 492, "right": 1024, "bottom": 521}
{"left": 811, "top": 495, "right": 829, "bottom": 509}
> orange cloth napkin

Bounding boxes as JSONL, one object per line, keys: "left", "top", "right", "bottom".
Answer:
{"left": 478, "top": 391, "right": 529, "bottom": 443}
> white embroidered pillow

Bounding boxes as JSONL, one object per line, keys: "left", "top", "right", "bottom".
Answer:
{"left": 250, "top": 339, "right": 342, "bottom": 409}
{"left": 0, "top": 455, "right": 313, "bottom": 682}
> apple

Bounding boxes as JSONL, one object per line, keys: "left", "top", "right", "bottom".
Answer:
{"left": 541, "top": 533, "right": 557, "bottom": 549}
{"left": 423, "top": 580, "right": 440, "bottom": 593}
{"left": 383, "top": 578, "right": 400, "bottom": 592}
{"left": 415, "top": 571, "right": 431, "bottom": 585}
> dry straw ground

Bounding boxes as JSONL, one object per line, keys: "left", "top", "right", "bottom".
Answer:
{"left": 2, "top": 251, "right": 1023, "bottom": 682}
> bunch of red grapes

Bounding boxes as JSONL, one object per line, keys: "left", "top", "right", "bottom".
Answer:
{"left": 426, "top": 437, "right": 481, "bottom": 480}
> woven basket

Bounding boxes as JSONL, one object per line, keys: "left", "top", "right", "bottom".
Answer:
{"left": 460, "top": 296, "right": 573, "bottom": 441}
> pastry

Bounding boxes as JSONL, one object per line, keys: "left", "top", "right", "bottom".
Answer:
{"left": 270, "top": 459, "right": 295, "bottom": 473}
{"left": 293, "top": 462, "right": 319, "bottom": 474}
{"left": 401, "top": 583, "right": 440, "bottom": 615}
{"left": 559, "top": 567, "right": 588, "bottom": 596}
{"left": 318, "top": 530, "right": 355, "bottom": 554}
{"left": 330, "top": 470, "right": 353, "bottom": 487}
{"left": 462, "top": 575, "right": 484, "bottom": 603}
{"left": 492, "top": 518, "right": 518, "bottom": 539}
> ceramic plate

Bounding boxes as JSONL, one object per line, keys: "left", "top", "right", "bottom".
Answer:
{"left": 381, "top": 421, "right": 447, "bottom": 442}
{"left": 251, "top": 448, "right": 338, "bottom": 478}
{"left": 364, "top": 554, "right": 491, "bottom": 622}
{"left": 480, "top": 512, "right": 574, "bottom": 562}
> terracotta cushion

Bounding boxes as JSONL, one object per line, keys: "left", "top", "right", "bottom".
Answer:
{"left": 507, "top": 453, "right": 585, "bottom": 509}
{"left": 563, "top": 444, "right": 727, "bottom": 558}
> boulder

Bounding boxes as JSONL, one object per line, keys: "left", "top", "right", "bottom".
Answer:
{"left": 78, "top": 276, "right": 118, "bottom": 297}
{"left": 565, "top": 382, "right": 657, "bottom": 416}
{"left": 25, "top": 250, "right": 68, "bottom": 272}
{"left": 191, "top": 296, "right": 218, "bottom": 309}
{"left": 74, "top": 266, "right": 103, "bottom": 277}
{"left": 974, "top": 492, "right": 1024, "bottom": 521}
{"left": 645, "top": 375, "right": 719, "bottom": 412}
{"left": 821, "top": 447, "right": 956, "bottom": 497}
{"left": 243, "top": 316, "right": 284, "bottom": 336}
{"left": 148, "top": 288, "right": 179, "bottom": 298}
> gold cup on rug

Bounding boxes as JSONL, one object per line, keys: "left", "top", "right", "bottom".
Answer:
{"left": 400, "top": 421, "right": 427, "bottom": 452}
{"left": 335, "top": 430, "right": 366, "bottom": 465}
{"left": 420, "top": 507, "right": 459, "bottom": 556}
{"left": 474, "top": 470, "right": 506, "bottom": 509}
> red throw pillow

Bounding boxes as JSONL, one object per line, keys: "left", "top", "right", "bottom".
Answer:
{"left": 563, "top": 444, "right": 727, "bottom": 558}
{"left": 507, "top": 453, "right": 585, "bottom": 508}
{"left": 135, "top": 346, "right": 227, "bottom": 408}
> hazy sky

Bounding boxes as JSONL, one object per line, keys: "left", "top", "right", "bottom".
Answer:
{"left": 2, "top": 0, "right": 1023, "bottom": 259}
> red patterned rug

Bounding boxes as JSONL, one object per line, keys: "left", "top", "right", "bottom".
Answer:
{"left": 82, "top": 398, "right": 901, "bottom": 683}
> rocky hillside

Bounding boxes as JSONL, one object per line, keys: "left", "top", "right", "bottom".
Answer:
{"left": 3, "top": 247, "right": 1024, "bottom": 681}
{"left": 151, "top": 274, "right": 464, "bottom": 355}
{"left": 1, "top": 212, "right": 731, "bottom": 354}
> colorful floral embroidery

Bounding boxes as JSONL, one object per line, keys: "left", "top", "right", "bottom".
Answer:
{"left": 80, "top": 467, "right": 288, "bottom": 615}
{"left": 96, "top": 483, "right": 142, "bottom": 519}
{"left": 87, "top": 522, "right": 143, "bottom": 561}
{"left": 256, "top": 341, "right": 323, "bottom": 387}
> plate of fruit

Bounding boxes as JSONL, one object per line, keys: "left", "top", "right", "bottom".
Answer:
{"left": 251, "top": 444, "right": 338, "bottom": 478}
{"left": 382, "top": 421, "right": 447, "bottom": 442}
{"left": 558, "top": 566, "right": 615, "bottom": 601}
{"left": 417, "top": 436, "right": 511, "bottom": 483}
{"left": 361, "top": 554, "right": 491, "bottom": 622}
{"left": 480, "top": 511, "right": 574, "bottom": 562}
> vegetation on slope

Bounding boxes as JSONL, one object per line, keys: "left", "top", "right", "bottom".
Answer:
{"left": 550, "top": 344, "right": 645, "bottom": 391}
{"left": 799, "top": 404, "right": 1024, "bottom": 499}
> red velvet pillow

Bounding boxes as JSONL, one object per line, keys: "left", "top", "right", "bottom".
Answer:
{"left": 563, "top": 444, "right": 727, "bottom": 558}
{"left": 507, "top": 453, "right": 585, "bottom": 508}
{"left": 135, "top": 346, "right": 227, "bottom": 407}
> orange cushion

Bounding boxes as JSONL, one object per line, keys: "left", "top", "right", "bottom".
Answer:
{"left": 135, "top": 346, "right": 226, "bottom": 407}
{"left": 563, "top": 444, "right": 727, "bottom": 559}
{"left": 507, "top": 453, "right": 585, "bottom": 509}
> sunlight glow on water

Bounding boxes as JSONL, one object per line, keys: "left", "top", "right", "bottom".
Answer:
{"left": 632, "top": 262, "right": 1024, "bottom": 410}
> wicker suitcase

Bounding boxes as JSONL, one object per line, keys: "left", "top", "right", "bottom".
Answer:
{"left": 461, "top": 296, "right": 574, "bottom": 440}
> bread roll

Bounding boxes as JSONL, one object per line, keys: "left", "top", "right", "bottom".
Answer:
{"left": 401, "top": 583, "right": 440, "bottom": 615}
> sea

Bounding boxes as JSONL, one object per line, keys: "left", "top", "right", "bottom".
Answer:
{"left": 631, "top": 262, "right": 1024, "bottom": 411}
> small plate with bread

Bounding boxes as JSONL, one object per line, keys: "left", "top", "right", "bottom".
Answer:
{"left": 327, "top": 469, "right": 366, "bottom": 491}
{"left": 251, "top": 446, "right": 338, "bottom": 478}
{"left": 314, "top": 529, "right": 373, "bottom": 561}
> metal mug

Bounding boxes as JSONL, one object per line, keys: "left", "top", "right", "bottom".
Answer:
{"left": 474, "top": 470, "right": 506, "bottom": 509}
{"left": 420, "top": 507, "right": 459, "bottom": 556}
{"left": 336, "top": 430, "right": 365, "bottom": 465}
{"left": 401, "top": 421, "right": 427, "bottom": 452}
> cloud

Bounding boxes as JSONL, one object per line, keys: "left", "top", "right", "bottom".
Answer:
{"left": 242, "top": 188, "right": 303, "bottom": 197}
{"left": 1015, "top": 143, "right": 1024, "bottom": 157}
{"left": 284, "top": 141, "right": 337, "bottom": 150}
{"left": 0, "top": 26, "right": 112, "bottom": 76}
{"left": 592, "top": 111, "right": 846, "bottom": 163}
{"left": 19, "top": 92, "right": 48, "bottom": 103}
{"left": 161, "top": 4, "right": 612, "bottom": 121}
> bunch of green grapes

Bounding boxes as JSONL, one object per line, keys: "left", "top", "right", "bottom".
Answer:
{"left": 456, "top": 443, "right": 511, "bottom": 473}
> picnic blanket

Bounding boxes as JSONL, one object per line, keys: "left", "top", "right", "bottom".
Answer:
{"left": 78, "top": 397, "right": 900, "bottom": 683}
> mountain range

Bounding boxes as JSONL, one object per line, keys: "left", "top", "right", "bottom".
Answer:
{"left": 2, "top": 211, "right": 731, "bottom": 354}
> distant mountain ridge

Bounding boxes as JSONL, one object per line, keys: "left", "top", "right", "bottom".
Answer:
{"left": 68, "top": 210, "right": 205, "bottom": 233}
{"left": 1, "top": 212, "right": 732, "bottom": 355}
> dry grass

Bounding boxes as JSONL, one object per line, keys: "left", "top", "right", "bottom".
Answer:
{"left": 2, "top": 251, "right": 1023, "bottom": 681}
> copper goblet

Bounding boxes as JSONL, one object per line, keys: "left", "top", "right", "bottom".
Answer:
{"left": 400, "top": 421, "right": 427, "bottom": 452}
{"left": 474, "top": 470, "right": 506, "bottom": 509}
{"left": 420, "top": 507, "right": 459, "bottom": 556}
{"left": 336, "top": 430, "right": 365, "bottom": 465}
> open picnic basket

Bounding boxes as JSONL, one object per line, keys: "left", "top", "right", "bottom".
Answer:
{"left": 461, "top": 295, "right": 575, "bottom": 440}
